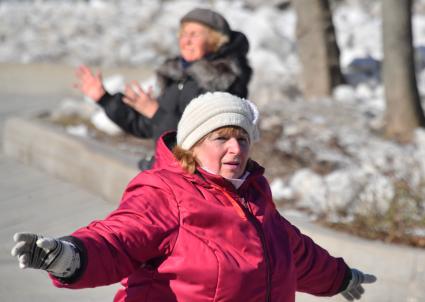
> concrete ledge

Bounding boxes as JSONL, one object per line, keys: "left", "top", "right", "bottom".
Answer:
{"left": 3, "top": 116, "right": 142, "bottom": 204}
{"left": 3, "top": 115, "right": 425, "bottom": 302}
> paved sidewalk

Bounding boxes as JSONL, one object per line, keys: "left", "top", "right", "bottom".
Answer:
{"left": 0, "top": 155, "right": 119, "bottom": 301}
{"left": 0, "top": 63, "right": 124, "bottom": 301}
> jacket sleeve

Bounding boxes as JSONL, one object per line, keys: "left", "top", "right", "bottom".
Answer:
{"left": 281, "top": 216, "right": 350, "bottom": 296}
{"left": 97, "top": 92, "right": 154, "bottom": 138}
{"left": 149, "top": 81, "right": 205, "bottom": 141}
{"left": 51, "top": 174, "right": 180, "bottom": 289}
{"left": 149, "top": 106, "right": 181, "bottom": 141}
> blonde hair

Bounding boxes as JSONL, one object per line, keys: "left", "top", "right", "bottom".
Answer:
{"left": 206, "top": 26, "right": 230, "bottom": 52}
{"left": 179, "top": 22, "right": 230, "bottom": 53}
{"left": 173, "top": 126, "right": 248, "bottom": 174}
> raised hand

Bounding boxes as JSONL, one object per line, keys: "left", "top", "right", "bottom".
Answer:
{"left": 123, "top": 80, "right": 159, "bottom": 118}
{"left": 75, "top": 64, "right": 106, "bottom": 102}
{"left": 341, "top": 268, "right": 377, "bottom": 301}
{"left": 11, "top": 232, "right": 80, "bottom": 278}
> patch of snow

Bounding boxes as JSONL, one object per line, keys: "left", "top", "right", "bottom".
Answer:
{"left": 290, "top": 169, "right": 327, "bottom": 212}
{"left": 66, "top": 124, "right": 89, "bottom": 137}
{"left": 90, "top": 110, "right": 123, "bottom": 136}
{"left": 270, "top": 178, "right": 294, "bottom": 200}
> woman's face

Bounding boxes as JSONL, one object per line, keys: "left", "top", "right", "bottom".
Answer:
{"left": 193, "top": 128, "right": 251, "bottom": 179}
{"left": 179, "top": 22, "right": 211, "bottom": 62}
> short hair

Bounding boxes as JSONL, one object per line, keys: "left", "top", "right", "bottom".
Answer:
{"left": 205, "top": 25, "right": 230, "bottom": 52}
{"left": 173, "top": 126, "right": 248, "bottom": 174}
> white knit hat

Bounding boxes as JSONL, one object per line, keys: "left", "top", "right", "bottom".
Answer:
{"left": 177, "top": 92, "right": 260, "bottom": 150}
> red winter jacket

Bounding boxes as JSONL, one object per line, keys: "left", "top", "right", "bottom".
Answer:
{"left": 52, "top": 132, "right": 350, "bottom": 301}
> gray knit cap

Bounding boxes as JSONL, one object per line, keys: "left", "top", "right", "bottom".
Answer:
{"left": 177, "top": 92, "right": 260, "bottom": 150}
{"left": 180, "top": 8, "right": 231, "bottom": 37}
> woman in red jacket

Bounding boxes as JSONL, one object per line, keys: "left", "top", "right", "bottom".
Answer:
{"left": 11, "top": 92, "right": 376, "bottom": 301}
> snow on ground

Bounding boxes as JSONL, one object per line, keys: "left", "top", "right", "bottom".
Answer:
{"left": 1, "top": 0, "right": 425, "bottom": 230}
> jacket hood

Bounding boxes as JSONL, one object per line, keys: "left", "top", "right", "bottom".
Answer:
{"left": 151, "top": 131, "right": 179, "bottom": 170}
{"left": 209, "top": 31, "right": 250, "bottom": 59}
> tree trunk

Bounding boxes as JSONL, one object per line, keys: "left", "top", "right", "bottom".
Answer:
{"left": 293, "top": 0, "right": 344, "bottom": 99}
{"left": 383, "top": 0, "right": 425, "bottom": 142}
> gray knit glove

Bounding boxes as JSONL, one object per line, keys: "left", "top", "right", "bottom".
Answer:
{"left": 11, "top": 232, "right": 80, "bottom": 278}
{"left": 341, "top": 268, "right": 377, "bottom": 301}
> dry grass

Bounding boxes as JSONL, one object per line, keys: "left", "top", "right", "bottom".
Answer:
{"left": 322, "top": 180, "right": 425, "bottom": 248}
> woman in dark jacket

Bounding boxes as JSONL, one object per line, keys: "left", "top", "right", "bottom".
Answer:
{"left": 11, "top": 92, "right": 376, "bottom": 302}
{"left": 75, "top": 8, "right": 252, "bottom": 143}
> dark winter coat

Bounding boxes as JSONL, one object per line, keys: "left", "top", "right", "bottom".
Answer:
{"left": 51, "top": 132, "right": 350, "bottom": 302}
{"left": 98, "top": 31, "right": 252, "bottom": 142}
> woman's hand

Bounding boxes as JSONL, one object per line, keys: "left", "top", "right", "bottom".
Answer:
{"left": 11, "top": 232, "right": 80, "bottom": 278}
{"left": 123, "top": 80, "right": 159, "bottom": 118}
{"left": 341, "top": 269, "right": 377, "bottom": 301}
{"left": 75, "top": 65, "right": 106, "bottom": 102}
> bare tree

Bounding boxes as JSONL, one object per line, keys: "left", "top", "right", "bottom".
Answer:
{"left": 382, "top": 0, "right": 425, "bottom": 142}
{"left": 292, "top": 0, "right": 344, "bottom": 99}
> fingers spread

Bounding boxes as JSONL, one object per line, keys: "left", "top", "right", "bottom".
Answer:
{"left": 75, "top": 65, "right": 89, "bottom": 79}
{"left": 129, "top": 81, "right": 150, "bottom": 99}
{"left": 36, "top": 237, "right": 57, "bottom": 251}
{"left": 123, "top": 96, "right": 135, "bottom": 107}
{"left": 124, "top": 84, "right": 137, "bottom": 99}
{"left": 13, "top": 232, "right": 37, "bottom": 243}
{"left": 341, "top": 291, "right": 354, "bottom": 301}
{"left": 11, "top": 241, "right": 27, "bottom": 256}
{"left": 18, "top": 254, "right": 29, "bottom": 269}
{"left": 78, "top": 64, "right": 91, "bottom": 75}
{"left": 350, "top": 286, "right": 363, "bottom": 299}
{"left": 363, "top": 274, "right": 377, "bottom": 284}
{"left": 130, "top": 80, "right": 143, "bottom": 94}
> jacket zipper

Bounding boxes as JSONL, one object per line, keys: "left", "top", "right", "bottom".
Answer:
{"left": 245, "top": 209, "right": 272, "bottom": 302}
{"left": 213, "top": 186, "right": 272, "bottom": 302}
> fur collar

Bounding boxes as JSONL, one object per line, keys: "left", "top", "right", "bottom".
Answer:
{"left": 155, "top": 55, "right": 245, "bottom": 92}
